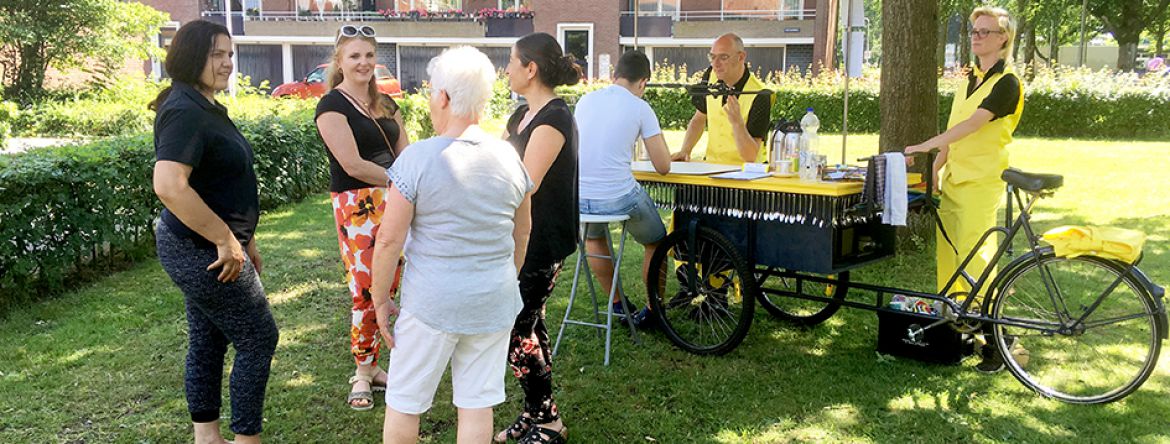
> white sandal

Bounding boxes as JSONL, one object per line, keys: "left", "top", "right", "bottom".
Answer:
{"left": 347, "top": 374, "right": 376, "bottom": 411}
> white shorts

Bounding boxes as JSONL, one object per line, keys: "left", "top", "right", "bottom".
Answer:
{"left": 384, "top": 310, "right": 512, "bottom": 414}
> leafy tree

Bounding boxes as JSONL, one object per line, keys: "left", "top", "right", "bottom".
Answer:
{"left": 1088, "top": 0, "right": 1170, "bottom": 70}
{"left": 0, "top": 0, "right": 168, "bottom": 102}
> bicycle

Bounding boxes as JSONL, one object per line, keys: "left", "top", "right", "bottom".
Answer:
{"left": 643, "top": 160, "right": 1167, "bottom": 404}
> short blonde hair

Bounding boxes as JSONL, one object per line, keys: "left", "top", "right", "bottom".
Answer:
{"left": 970, "top": 6, "right": 1016, "bottom": 61}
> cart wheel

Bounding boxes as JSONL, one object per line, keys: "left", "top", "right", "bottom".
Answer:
{"left": 756, "top": 270, "right": 848, "bottom": 326}
{"left": 647, "top": 227, "right": 756, "bottom": 355}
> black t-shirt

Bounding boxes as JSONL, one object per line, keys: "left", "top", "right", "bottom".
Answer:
{"left": 691, "top": 66, "right": 773, "bottom": 139}
{"left": 315, "top": 89, "right": 402, "bottom": 192}
{"left": 966, "top": 59, "right": 1021, "bottom": 122}
{"left": 506, "top": 98, "right": 579, "bottom": 266}
{"left": 154, "top": 81, "right": 259, "bottom": 248}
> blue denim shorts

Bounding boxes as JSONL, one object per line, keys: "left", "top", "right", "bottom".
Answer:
{"left": 579, "top": 186, "right": 666, "bottom": 244}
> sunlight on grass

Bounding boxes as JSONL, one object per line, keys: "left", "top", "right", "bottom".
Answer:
{"left": 296, "top": 247, "right": 326, "bottom": 259}
{"left": 57, "top": 346, "right": 117, "bottom": 365}
{"left": 283, "top": 371, "right": 317, "bottom": 388}
{"left": 276, "top": 322, "right": 329, "bottom": 345}
{"left": 268, "top": 280, "right": 336, "bottom": 306}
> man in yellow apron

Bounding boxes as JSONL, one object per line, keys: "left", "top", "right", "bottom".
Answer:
{"left": 905, "top": 6, "right": 1023, "bottom": 374}
{"left": 671, "top": 33, "right": 772, "bottom": 165}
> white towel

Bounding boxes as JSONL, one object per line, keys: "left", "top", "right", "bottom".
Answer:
{"left": 882, "top": 152, "right": 907, "bottom": 226}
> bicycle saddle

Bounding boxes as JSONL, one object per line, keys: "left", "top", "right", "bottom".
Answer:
{"left": 1001, "top": 168, "right": 1063, "bottom": 192}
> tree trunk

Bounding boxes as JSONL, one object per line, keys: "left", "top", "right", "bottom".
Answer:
{"left": 879, "top": 0, "right": 938, "bottom": 154}
{"left": 959, "top": 11, "right": 971, "bottom": 68}
{"left": 1049, "top": 19, "right": 1060, "bottom": 64}
{"left": 1117, "top": 39, "right": 1139, "bottom": 71}
{"left": 10, "top": 43, "right": 48, "bottom": 102}
{"left": 1023, "top": 21, "right": 1038, "bottom": 78}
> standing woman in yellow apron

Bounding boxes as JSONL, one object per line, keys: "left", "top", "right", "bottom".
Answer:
{"left": 904, "top": 6, "right": 1023, "bottom": 373}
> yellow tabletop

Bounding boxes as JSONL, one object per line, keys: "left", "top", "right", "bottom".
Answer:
{"left": 634, "top": 171, "right": 863, "bottom": 197}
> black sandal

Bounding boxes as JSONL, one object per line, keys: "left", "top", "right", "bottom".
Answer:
{"left": 519, "top": 425, "right": 568, "bottom": 444}
{"left": 494, "top": 413, "right": 535, "bottom": 442}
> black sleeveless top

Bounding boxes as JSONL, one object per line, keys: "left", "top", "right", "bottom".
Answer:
{"left": 506, "top": 98, "right": 579, "bottom": 266}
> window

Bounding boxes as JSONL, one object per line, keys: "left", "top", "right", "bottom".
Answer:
{"left": 632, "top": 0, "right": 678, "bottom": 16}
{"left": 394, "top": 0, "right": 461, "bottom": 11}
{"left": 497, "top": 0, "right": 528, "bottom": 11}
{"left": 724, "top": 0, "right": 806, "bottom": 19}
{"left": 243, "top": 0, "right": 261, "bottom": 15}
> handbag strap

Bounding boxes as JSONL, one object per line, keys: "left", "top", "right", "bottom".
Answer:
{"left": 336, "top": 88, "right": 396, "bottom": 156}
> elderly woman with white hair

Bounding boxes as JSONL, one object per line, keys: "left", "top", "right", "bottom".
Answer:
{"left": 367, "top": 46, "right": 534, "bottom": 444}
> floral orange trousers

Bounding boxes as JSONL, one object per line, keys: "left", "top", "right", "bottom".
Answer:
{"left": 332, "top": 187, "right": 402, "bottom": 366}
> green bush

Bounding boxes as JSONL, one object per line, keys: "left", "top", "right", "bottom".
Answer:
{"left": 0, "top": 110, "right": 327, "bottom": 306}
{"left": 628, "top": 64, "right": 1170, "bottom": 140}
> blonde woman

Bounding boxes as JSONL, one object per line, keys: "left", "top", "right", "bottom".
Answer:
{"left": 315, "top": 24, "right": 410, "bottom": 410}
{"left": 905, "top": 6, "right": 1024, "bottom": 373}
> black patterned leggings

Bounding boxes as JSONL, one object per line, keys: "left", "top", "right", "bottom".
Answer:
{"left": 507, "top": 260, "right": 564, "bottom": 423}
{"left": 156, "top": 222, "right": 280, "bottom": 436}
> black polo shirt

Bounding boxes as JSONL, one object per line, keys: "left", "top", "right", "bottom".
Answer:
{"left": 154, "top": 81, "right": 259, "bottom": 248}
{"left": 967, "top": 59, "right": 1021, "bottom": 121}
{"left": 691, "top": 65, "right": 773, "bottom": 139}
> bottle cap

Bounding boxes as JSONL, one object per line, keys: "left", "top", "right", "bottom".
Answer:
{"left": 806, "top": 107, "right": 814, "bottom": 112}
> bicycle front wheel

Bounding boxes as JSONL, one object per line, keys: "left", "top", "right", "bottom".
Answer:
{"left": 990, "top": 253, "right": 1162, "bottom": 404}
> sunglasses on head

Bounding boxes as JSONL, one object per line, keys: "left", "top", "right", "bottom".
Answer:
{"left": 337, "top": 25, "right": 375, "bottom": 43}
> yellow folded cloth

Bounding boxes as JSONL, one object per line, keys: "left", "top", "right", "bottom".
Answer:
{"left": 1041, "top": 226, "right": 1146, "bottom": 264}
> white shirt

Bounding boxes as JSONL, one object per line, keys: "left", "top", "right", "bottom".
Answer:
{"left": 575, "top": 85, "right": 663, "bottom": 200}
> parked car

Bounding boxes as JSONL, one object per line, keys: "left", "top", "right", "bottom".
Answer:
{"left": 271, "top": 63, "right": 402, "bottom": 99}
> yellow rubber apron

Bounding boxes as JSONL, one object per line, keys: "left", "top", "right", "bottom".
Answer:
{"left": 936, "top": 62, "right": 1024, "bottom": 293}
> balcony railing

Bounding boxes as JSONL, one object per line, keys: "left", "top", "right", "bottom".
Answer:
{"left": 621, "top": 9, "right": 814, "bottom": 21}
{"left": 202, "top": 10, "right": 479, "bottom": 22}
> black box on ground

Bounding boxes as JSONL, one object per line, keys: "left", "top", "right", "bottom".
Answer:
{"left": 876, "top": 310, "right": 973, "bottom": 365}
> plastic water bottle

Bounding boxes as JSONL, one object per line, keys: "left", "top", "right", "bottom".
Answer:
{"left": 799, "top": 107, "right": 820, "bottom": 157}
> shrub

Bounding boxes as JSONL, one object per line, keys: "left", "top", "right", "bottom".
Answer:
{"left": 629, "top": 64, "right": 1170, "bottom": 140}
{"left": 0, "top": 109, "right": 327, "bottom": 307}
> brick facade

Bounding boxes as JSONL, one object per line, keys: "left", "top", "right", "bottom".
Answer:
{"left": 531, "top": 0, "right": 620, "bottom": 80}
{"left": 139, "top": 0, "right": 200, "bottom": 24}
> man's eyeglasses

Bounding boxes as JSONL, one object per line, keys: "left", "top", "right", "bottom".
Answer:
{"left": 337, "top": 25, "right": 376, "bottom": 43}
{"left": 707, "top": 52, "right": 738, "bottom": 63}
{"left": 969, "top": 28, "right": 1004, "bottom": 38}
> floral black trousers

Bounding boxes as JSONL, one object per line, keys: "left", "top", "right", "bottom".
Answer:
{"left": 507, "top": 260, "right": 564, "bottom": 423}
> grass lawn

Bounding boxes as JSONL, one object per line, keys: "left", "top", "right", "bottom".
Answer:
{"left": 1, "top": 133, "right": 1168, "bottom": 443}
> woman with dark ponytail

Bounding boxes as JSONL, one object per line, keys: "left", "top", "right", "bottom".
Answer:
{"left": 494, "top": 32, "right": 580, "bottom": 444}
{"left": 151, "top": 20, "right": 279, "bottom": 444}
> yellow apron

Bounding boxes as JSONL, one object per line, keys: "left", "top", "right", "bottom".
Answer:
{"left": 703, "top": 70, "right": 767, "bottom": 165}
{"left": 936, "top": 62, "right": 1024, "bottom": 293}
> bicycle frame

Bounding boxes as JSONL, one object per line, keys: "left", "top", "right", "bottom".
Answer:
{"left": 754, "top": 166, "right": 1166, "bottom": 337}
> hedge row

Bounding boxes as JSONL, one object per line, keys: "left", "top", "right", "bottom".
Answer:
{"left": 0, "top": 111, "right": 327, "bottom": 306}
{"left": 554, "top": 82, "right": 1170, "bottom": 140}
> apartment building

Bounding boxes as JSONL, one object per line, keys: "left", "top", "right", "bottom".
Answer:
{"left": 140, "top": 0, "right": 840, "bottom": 91}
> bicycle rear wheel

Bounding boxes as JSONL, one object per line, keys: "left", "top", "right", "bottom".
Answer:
{"left": 757, "top": 270, "right": 848, "bottom": 327}
{"left": 990, "top": 253, "right": 1161, "bottom": 404}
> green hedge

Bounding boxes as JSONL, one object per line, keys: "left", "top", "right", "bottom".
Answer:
{"left": 629, "top": 85, "right": 1170, "bottom": 139}
{"left": 0, "top": 111, "right": 327, "bottom": 306}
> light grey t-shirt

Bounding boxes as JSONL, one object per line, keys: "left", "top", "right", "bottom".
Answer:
{"left": 575, "top": 85, "right": 663, "bottom": 200}
{"left": 386, "top": 126, "right": 533, "bottom": 334}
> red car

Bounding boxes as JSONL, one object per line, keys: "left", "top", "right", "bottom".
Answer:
{"left": 272, "top": 63, "right": 402, "bottom": 99}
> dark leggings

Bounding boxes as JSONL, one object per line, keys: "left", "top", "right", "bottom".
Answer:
{"left": 156, "top": 223, "right": 279, "bottom": 436}
{"left": 507, "top": 260, "right": 564, "bottom": 423}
